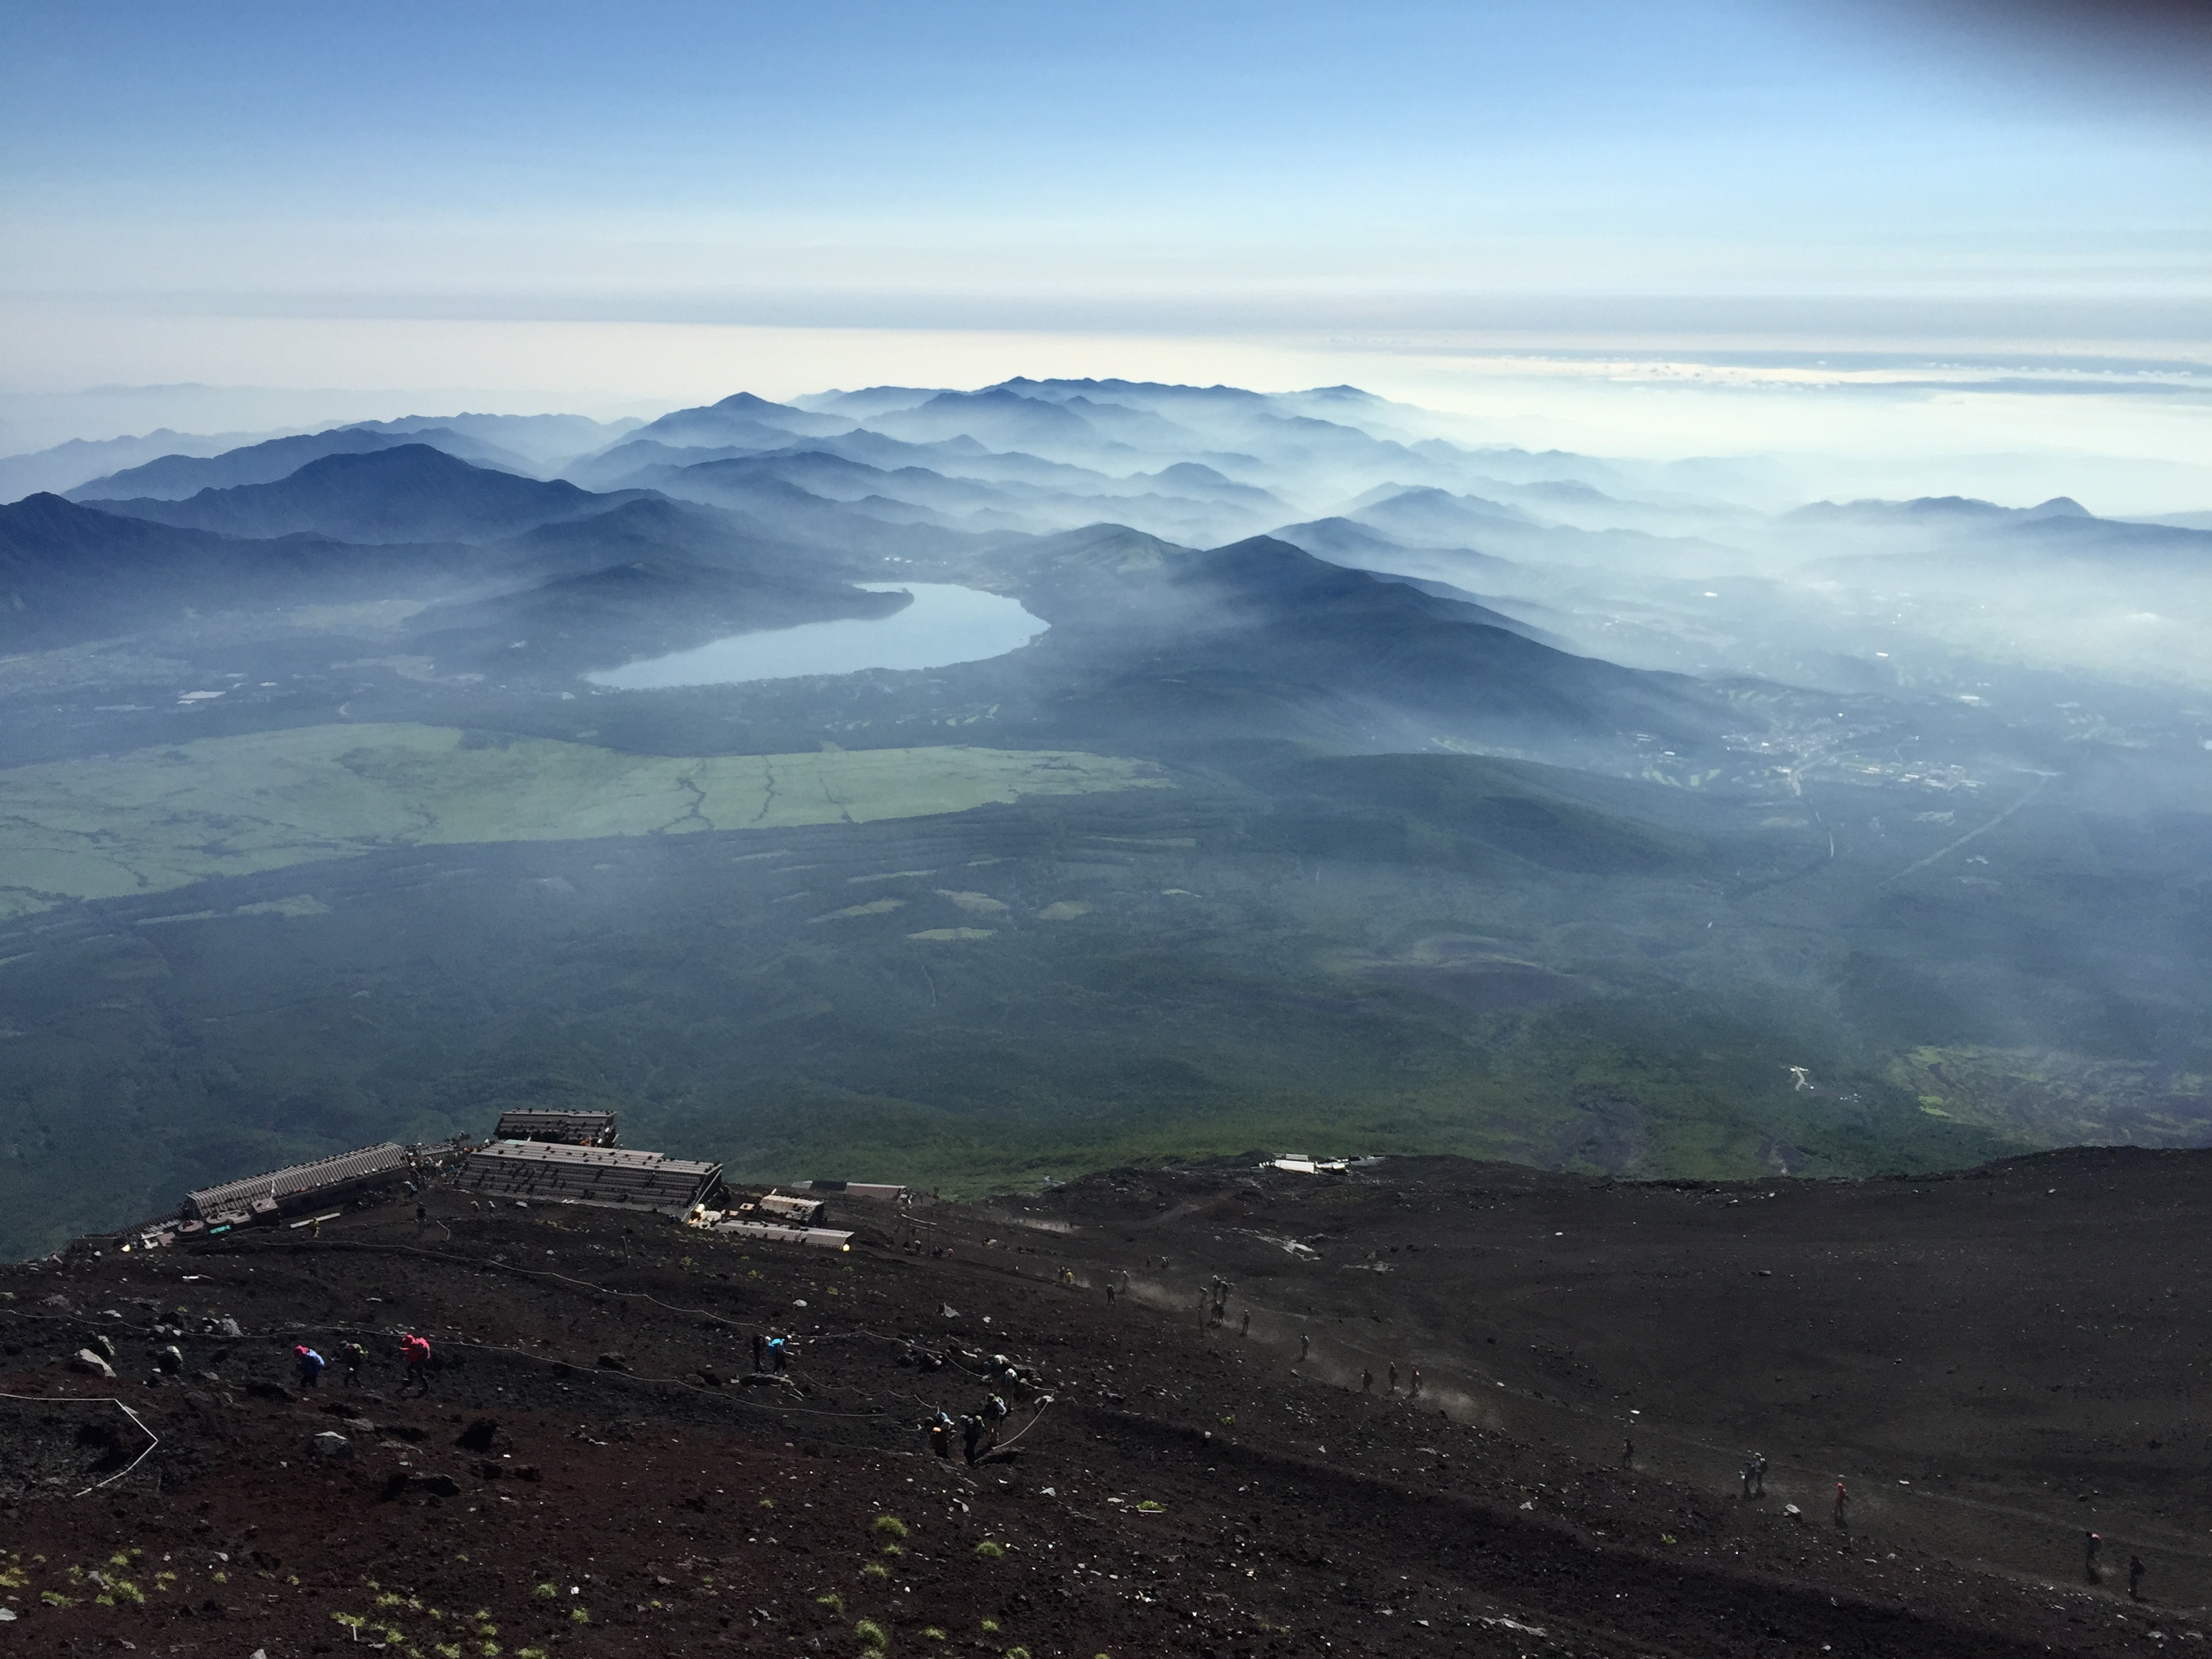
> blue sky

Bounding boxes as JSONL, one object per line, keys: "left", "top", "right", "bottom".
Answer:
{"left": 0, "top": 0, "right": 2205, "bottom": 472}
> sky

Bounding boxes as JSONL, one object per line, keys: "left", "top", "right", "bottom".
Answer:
{"left": 1, "top": 0, "right": 2207, "bottom": 483}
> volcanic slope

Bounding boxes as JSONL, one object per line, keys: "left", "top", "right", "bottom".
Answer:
{"left": 3, "top": 1147, "right": 2205, "bottom": 1656}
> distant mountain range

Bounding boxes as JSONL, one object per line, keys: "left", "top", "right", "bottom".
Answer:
{"left": 67, "top": 425, "right": 535, "bottom": 501}
{"left": 85, "top": 445, "right": 636, "bottom": 544}
{"left": 7, "top": 373, "right": 2212, "bottom": 1259}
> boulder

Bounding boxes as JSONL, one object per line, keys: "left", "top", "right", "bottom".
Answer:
{"left": 417, "top": 1473, "right": 462, "bottom": 1498}
{"left": 155, "top": 1345, "right": 184, "bottom": 1373}
{"left": 310, "top": 1432, "right": 352, "bottom": 1460}
{"left": 91, "top": 1333, "right": 117, "bottom": 1360}
{"left": 70, "top": 1348, "right": 117, "bottom": 1380}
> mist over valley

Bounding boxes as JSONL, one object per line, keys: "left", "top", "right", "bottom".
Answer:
{"left": 3, "top": 378, "right": 2209, "bottom": 1258}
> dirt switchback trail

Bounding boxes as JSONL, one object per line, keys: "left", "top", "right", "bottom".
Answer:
{"left": 1, "top": 1145, "right": 2205, "bottom": 1656}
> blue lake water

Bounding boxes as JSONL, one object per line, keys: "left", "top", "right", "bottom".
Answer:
{"left": 586, "top": 583, "right": 1050, "bottom": 690}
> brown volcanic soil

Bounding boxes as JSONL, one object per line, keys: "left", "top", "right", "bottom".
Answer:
{"left": 1, "top": 1145, "right": 2207, "bottom": 1657}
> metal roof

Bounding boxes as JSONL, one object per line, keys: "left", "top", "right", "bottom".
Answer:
{"left": 453, "top": 1140, "right": 722, "bottom": 1210}
{"left": 492, "top": 1109, "right": 619, "bottom": 1145}
{"left": 184, "top": 1142, "right": 411, "bottom": 1218}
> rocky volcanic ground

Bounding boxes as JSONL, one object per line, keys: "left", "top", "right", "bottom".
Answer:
{"left": 2, "top": 1146, "right": 2209, "bottom": 1658}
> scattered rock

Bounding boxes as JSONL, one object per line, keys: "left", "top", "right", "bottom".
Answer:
{"left": 310, "top": 1432, "right": 352, "bottom": 1460}
{"left": 455, "top": 1417, "right": 500, "bottom": 1452}
{"left": 70, "top": 1348, "right": 117, "bottom": 1379}
{"left": 418, "top": 1472, "right": 462, "bottom": 1498}
{"left": 597, "top": 1353, "right": 629, "bottom": 1371}
{"left": 155, "top": 1344, "right": 184, "bottom": 1372}
{"left": 91, "top": 1333, "right": 117, "bottom": 1359}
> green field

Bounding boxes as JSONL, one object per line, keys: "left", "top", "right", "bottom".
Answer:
{"left": 0, "top": 724, "right": 1168, "bottom": 918}
{"left": 1, "top": 713, "right": 2207, "bottom": 1256}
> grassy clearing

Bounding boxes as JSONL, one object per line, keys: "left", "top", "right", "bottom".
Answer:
{"left": 0, "top": 724, "right": 1167, "bottom": 915}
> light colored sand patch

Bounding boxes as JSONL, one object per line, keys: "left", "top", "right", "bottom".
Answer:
{"left": 847, "top": 869, "right": 936, "bottom": 884}
{"left": 812, "top": 898, "right": 908, "bottom": 922}
{"left": 1037, "top": 901, "right": 1093, "bottom": 920}
{"left": 907, "top": 928, "right": 996, "bottom": 941}
{"left": 0, "top": 724, "right": 1169, "bottom": 913}
{"left": 936, "top": 889, "right": 1012, "bottom": 915}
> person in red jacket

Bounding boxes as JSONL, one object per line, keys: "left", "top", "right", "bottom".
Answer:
{"left": 400, "top": 1332, "right": 432, "bottom": 1397}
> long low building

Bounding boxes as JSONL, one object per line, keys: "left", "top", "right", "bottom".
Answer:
{"left": 707, "top": 1218, "right": 854, "bottom": 1251}
{"left": 452, "top": 1140, "right": 724, "bottom": 1211}
{"left": 183, "top": 1141, "right": 417, "bottom": 1225}
{"left": 492, "top": 1109, "right": 619, "bottom": 1147}
{"left": 805, "top": 1180, "right": 905, "bottom": 1202}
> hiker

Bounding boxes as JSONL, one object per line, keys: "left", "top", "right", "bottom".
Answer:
{"left": 1105, "top": 1284, "right": 1115, "bottom": 1306}
{"left": 927, "top": 1411, "right": 954, "bottom": 1460}
{"left": 767, "top": 1335, "right": 789, "bottom": 1374}
{"left": 294, "top": 1344, "right": 325, "bottom": 1390}
{"left": 982, "top": 1393, "right": 1010, "bottom": 1426}
{"left": 1298, "top": 1333, "right": 1311, "bottom": 1364}
{"left": 2084, "top": 1531, "right": 2102, "bottom": 1583}
{"left": 1621, "top": 1437, "right": 1634, "bottom": 1469}
{"left": 1740, "top": 1458, "right": 1754, "bottom": 1499}
{"left": 1751, "top": 1454, "right": 1767, "bottom": 1497}
{"left": 415, "top": 1202, "right": 427, "bottom": 1227}
{"left": 1410, "top": 1367, "right": 1422, "bottom": 1396}
{"left": 1361, "top": 1368, "right": 1374, "bottom": 1392}
{"left": 752, "top": 1332, "right": 766, "bottom": 1373}
{"left": 962, "top": 1414, "right": 987, "bottom": 1465}
{"left": 310, "top": 1216, "right": 321, "bottom": 1240}
{"left": 400, "top": 1332, "right": 432, "bottom": 1397}
{"left": 1240, "top": 1311, "right": 1251, "bottom": 1337}
{"left": 1834, "top": 1480, "right": 1849, "bottom": 1528}
{"left": 1389, "top": 1363, "right": 1399, "bottom": 1394}
{"left": 2129, "top": 1555, "right": 2146, "bottom": 1601}
{"left": 339, "top": 1340, "right": 367, "bottom": 1389}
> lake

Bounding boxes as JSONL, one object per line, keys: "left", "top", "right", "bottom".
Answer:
{"left": 586, "top": 583, "right": 1050, "bottom": 691}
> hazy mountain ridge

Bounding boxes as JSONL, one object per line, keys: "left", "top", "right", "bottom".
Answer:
{"left": 4, "top": 378, "right": 2212, "bottom": 1254}
{"left": 90, "top": 443, "right": 642, "bottom": 544}
{"left": 66, "top": 424, "right": 537, "bottom": 501}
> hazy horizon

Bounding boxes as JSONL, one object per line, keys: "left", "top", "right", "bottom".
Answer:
{"left": 5, "top": 1, "right": 2207, "bottom": 510}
